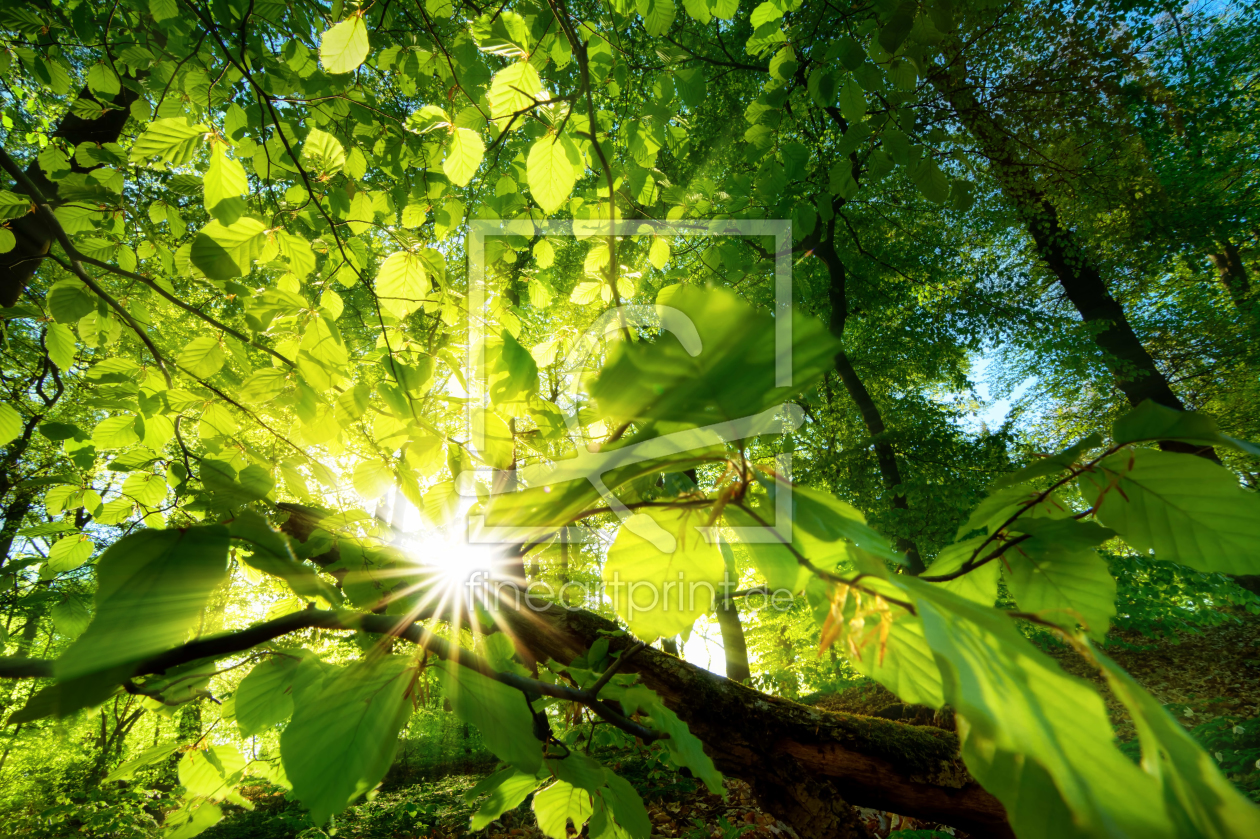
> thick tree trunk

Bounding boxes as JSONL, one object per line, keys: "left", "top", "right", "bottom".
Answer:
{"left": 714, "top": 597, "right": 751, "bottom": 683}
{"left": 1210, "top": 243, "right": 1260, "bottom": 344}
{"left": 927, "top": 44, "right": 1213, "bottom": 459}
{"left": 499, "top": 605, "right": 1014, "bottom": 839}
{"left": 0, "top": 492, "right": 34, "bottom": 569}
{"left": 0, "top": 606, "right": 46, "bottom": 721}
{"left": 0, "top": 413, "right": 42, "bottom": 570}
{"left": 815, "top": 222, "right": 927, "bottom": 574}
{"left": 0, "top": 83, "right": 138, "bottom": 306}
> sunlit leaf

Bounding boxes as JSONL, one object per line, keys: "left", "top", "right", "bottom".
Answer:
{"left": 444, "top": 127, "right": 485, "bottom": 186}
{"left": 320, "top": 16, "right": 371, "bottom": 74}
{"left": 1079, "top": 449, "right": 1260, "bottom": 576}
{"left": 604, "top": 506, "right": 724, "bottom": 641}
{"left": 56, "top": 526, "right": 230, "bottom": 681}
{"left": 281, "top": 656, "right": 413, "bottom": 824}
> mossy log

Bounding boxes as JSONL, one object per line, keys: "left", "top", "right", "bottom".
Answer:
{"left": 500, "top": 605, "right": 1014, "bottom": 839}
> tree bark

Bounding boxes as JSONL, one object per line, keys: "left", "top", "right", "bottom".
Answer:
{"left": 0, "top": 83, "right": 138, "bottom": 306}
{"left": 0, "top": 413, "right": 41, "bottom": 569}
{"left": 499, "top": 605, "right": 1014, "bottom": 839}
{"left": 927, "top": 43, "right": 1214, "bottom": 459}
{"left": 1210, "top": 243, "right": 1260, "bottom": 345}
{"left": 714, "top": 596, "right": 751, "bottom": 683}
{"left": 815, "top": 220, "right": 927, "bottom": 574}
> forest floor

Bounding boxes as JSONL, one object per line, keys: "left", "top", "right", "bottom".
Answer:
{"left": 204, "top": 612, "right": 1260, "bottom": 839}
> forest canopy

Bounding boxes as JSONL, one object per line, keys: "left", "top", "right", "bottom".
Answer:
{"left": 1, "top": 0, "right": 1259, "bottom": 837}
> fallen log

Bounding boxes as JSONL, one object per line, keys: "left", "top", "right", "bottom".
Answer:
{"left": 498, "top": 605, "right": 1013, "bottom": 839}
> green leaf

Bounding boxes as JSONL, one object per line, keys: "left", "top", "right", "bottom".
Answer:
{"left": 177, "top": 335, "right": 227, "bottom": 378}
{"left": 791, "top": 487, "right": 902, "bottom": 563}
{"left": 547, "top": 752, "right": 607, "bottom": 793}
{"left": 1079, "top": 448, "right": 1260, "bottom": 576}
{"left": 441, "top": 659, "right": 543, "bottom": 773}
{"left": 103, "top": 741, "right": 181, "bottom": 783}
{"left": 180, "top": 745, "right": 246, "bottom": 799}
{"left": 768, "top": 45, "right": 797, "bottom": 82}
{"left": 470, "top": 769, "right": 544, "bottom": 830}
{"left": 837, "top": 78, "right": 866, "bottom": 123}
{"left": 607, "top": 684, "right": 723, "bottom": 793}
{"left": 808, "top": 65, "right": 842, "bottom": 109}
{"left": 724, "top": 507, "right": 815, "bottom": 593}
{"left": 302, "top": 128, "right": 347, "bottom": 175}
{"left": 236, "top": 655, "right": 300, "bottom": 737}
{"left": 320, "top": 15, "right": 371, "bottom": 75}
{"left": 281, "top": 656, "right": 413, "bottom": 824}
{"left": 344, "top": 146, "right": 368, "bottom": 179}
{"left": 45, "top": 322, "right": 76, "bottom": 371}
{"left": 131, "top": 117, "right": 208, "bottom": 165}
{"left": 534, "top": 781, "right": 594, "bottom": 839}
{"left": 0, "top": 191, "right": 29, "bottom": 222}
{"left": 527, "top": 135, "right": 581, "bottom": 215}
{"left": 991, "top": 433, "right": 1102, "bottom": 490}
{"left": 472, "top": 410, "right": 514, "bottom": 470}
{"left": 121, "top": 471, "right": 168, "bottom": 506}
{"left": 682, "top": 0, "right": 712, "bottom": 23}
{"left": 906, "top": 579, "right": 1174, "bottom": 839}
{"left": 277, "top": 230, "right": 316, "bottom": 277}
{"left": 240, "top": 368, "right": 289, "bottom": 403}
{"left": 604, "top": 506, "right": 724, "bottom": 641}
{"left": 590, "top": 287, "right": 841, "bottom": 425}
{"left": 46, "top": 535, "right": 94, "bottom": 573}
{"left": 205, "top": 144, "right": 249, "bottom": 222}
{"left": 200, "top": 402, "right": 238, "bottom": 439}
{"left": 488, "top": 62, "right": 543, "bottom": 121}
{"left": 444, "top": 128, "right": 484, "bottom": 187}
{"left": 750, "top": 0, "right": 787, "bottom": 28}
{"left": 47, "top": 279, "right": 96, "bottom": 323}
{"left": 1003, "top": 521, "right": 1117, "bottom": 640}
{"left": 230, "top": 510, "right": 341, "bottom": 603}
{"left": 925, "top": 533, "right": 999, "bottom": 605}
{"left": 165, "top": 802, "right": 223, "bottom": 839}
{"left": 86, "top": 63, "right": 121, "bottom": 97}
{"left": 674, "top": 66, "right": 706, "bottom": 108}
{"left": 201, "top": 459, "right": 273, "bottom": 504}
{"left": 407, "top": 104, "right": 452, "bottom": 135}
{"left": 149, "top": 0, "right": 178, "bottom": 21}
{"left": 1095, "top": 649, "right": 1260, "bottom": 838}
{"left": 298, "top": 312, "right": 349, "bottom": 390}
{"left": 911, "top": 157, "right": 950, "bottom": 203}
{"left": 93, "top": 415, "right": 140, "bottom": 449}
{"left": 191, "top": 217, "right": 267, "bottom": 281}
{"left": 487, "top": 330, "right": 539, "bottom": 404}
{"left": 376, "top": 251, "right": 429, "bottom": 317}
{"left": 1113, "top": 400, "right": 1260, "bottom": 457}
{"left": 352, "top": 460, "right": 393, "bottom": 500}
{"left": 594, "top": 771, "right": 651, "bottom": 839}
{"left": 879, "top": 2, "right": 917, "bottom": 54}
{"left": 636, "top": 0, "right": 676, "bottom": 36}
{"left": 55, "top": 526, "right": 230, "bottom": 680}
{"left": 853, "top": 609, "right": 945, "bottom": 708}
{"left": 0, "top": 403, "right": 22, "bottom": 447}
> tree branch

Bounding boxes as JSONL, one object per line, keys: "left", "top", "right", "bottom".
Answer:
{"left": 0, "top": 609, "right": 667, "bottom": 742}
